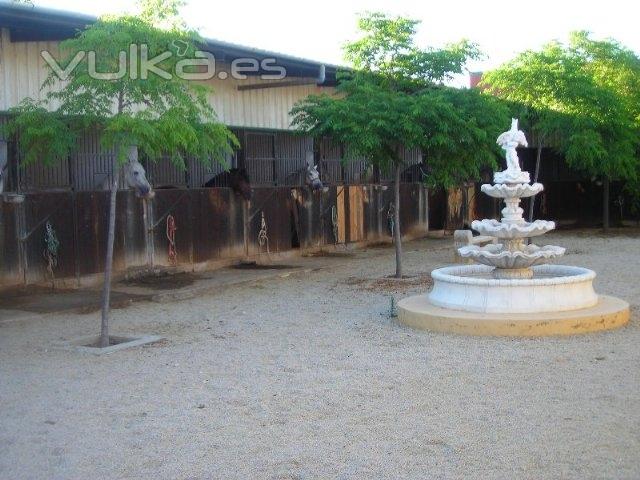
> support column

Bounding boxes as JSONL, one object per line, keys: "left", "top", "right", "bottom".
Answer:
{"left": 16, "top": 195, "right": 27, "bottom": 286}
{"left": 143, "top": 197, "right": 155, "bottom": 268}
{"left": 0, "top": 140, "right": 7, "bottom": 193}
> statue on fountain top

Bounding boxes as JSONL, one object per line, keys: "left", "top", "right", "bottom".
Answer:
{"left": 494, "top": 118, "right": 530, "bottom": 184}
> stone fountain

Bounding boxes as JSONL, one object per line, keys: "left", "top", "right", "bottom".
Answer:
{"left": 398, "top": 119, "right": 630, "bottom": 336}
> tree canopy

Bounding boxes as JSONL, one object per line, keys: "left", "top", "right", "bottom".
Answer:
{"left": 292, "top": 12, "right": 507, "bottom": 188}
{"left": 2, "top": 0, "right": 238, "bottom": 348}
{"left": 482, "top": 32, "right": 640, "bottom": 183}
{"left": 4, "top": 0, "right": 237, "bottom": 168}
{"left": 292, "top": 12, "right": 508, "bottom": 276}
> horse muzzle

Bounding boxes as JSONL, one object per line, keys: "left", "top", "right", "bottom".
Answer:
{"left": 136, "top": 185, "right": 154, "bottom": 199}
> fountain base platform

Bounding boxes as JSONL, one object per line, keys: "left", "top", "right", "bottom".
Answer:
{"left": 397, "top": 294, "right": 629, "bottom": 337}
{"left": 429, "top": 264, "right": 600, "bottom": 313}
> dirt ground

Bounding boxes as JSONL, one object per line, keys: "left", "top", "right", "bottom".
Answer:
{"left": 1, "top": 230, "right": 639, "bottom": 480}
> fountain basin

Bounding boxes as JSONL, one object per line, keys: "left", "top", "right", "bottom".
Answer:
{"left": 428, "top": 264, "right": 598, "bottom": 313}
{"left": 494, "top": 169, "right": 530, "bottom": 184}
{"left": 472, "top": 219, "right": 556, "bottom": 238}
{"left": 458, "top": 243, "right": 566, "bottom": 270}
{"left": 481, "top": 183, "right": 543, "bottom": 199}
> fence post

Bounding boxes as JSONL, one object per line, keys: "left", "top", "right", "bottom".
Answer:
{"left": 0, "top": 140, "right": 6, "bottom": 193}
{"left": 243, "top": 200, "right": 249, "bottom": 258}
{"left": 129, "top": 145, "right": 154, "bottom": 269}
{"left": 0, "top": 141, "right": 28, "bottom": 285}
{"left": 15, "top": 198, "right": 27, "bottom": 286}
{"left": 143, "top": 197, "right": 155, "bottom": 268}
{"left": 377, "top": 186, "right": 384, "bottom": 240}
{"left": 71, "top": 190, "right": 81, "bottom": 287}
{"left": 423, "top": 185, "right": 429, "bottom": 233}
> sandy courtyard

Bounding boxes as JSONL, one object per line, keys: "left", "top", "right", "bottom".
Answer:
{"left": 1, "top": 230, "right": 639, "bottom": 479}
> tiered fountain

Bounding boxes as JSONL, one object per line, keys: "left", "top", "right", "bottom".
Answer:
{"left": 398, "top": 119, "right": 629, "bottom": 336}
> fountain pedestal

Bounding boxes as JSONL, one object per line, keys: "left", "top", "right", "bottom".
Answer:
{"left": 399, "top": 294, "right": 629, "bottom": 337}
{"left": 397, "top": 119, "right": 629, "bottom": 336}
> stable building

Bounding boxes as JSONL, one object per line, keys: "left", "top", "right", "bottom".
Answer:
{"left": 0, "top": 3, "right": 432, "bottom": 287}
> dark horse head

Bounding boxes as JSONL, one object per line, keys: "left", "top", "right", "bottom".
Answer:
{"left": 203, "top": 168, "right": 252, "bottom": 201}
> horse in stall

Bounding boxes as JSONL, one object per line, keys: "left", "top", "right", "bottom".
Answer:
{"left": 123, "top": 148, "right": 154, "bottom": 198}
{"left": 305, "top": 151, "right": 324, "bottom": 191}
{"left": 203, "top": 168, "right": 252, "bottom": 201}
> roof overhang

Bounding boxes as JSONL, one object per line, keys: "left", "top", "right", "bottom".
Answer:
{"left": 0, "top": 2, "right": 340, "bottom": 84}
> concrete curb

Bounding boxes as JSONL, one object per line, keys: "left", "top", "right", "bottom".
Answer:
{"left": 54, "top": 334, "right": 164, "bottom": 355}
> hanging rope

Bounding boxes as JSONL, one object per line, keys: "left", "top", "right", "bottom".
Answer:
{"left": 166, "top": 214, "right": 177, "bottom": 265}
{"left": 258, "top": 211, "right": 270, "bottom": 254}
{"left": 43, "top": 221, "right": 60, "bottom": 281}
{"left": 387, "top": 203, "right": 395, "bottom": 240}
{"left": 331, "top": 204, "right": 338, "bottom": 245}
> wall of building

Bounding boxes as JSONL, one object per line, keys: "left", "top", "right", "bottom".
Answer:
{"left": 0, "top": 28, "right": 332, "bottom": 131}
{"left": 0, "top": 184, "right": 429, "bottom": 288}
{"left": 0, "top": 28, "right": 436, "bottom": 291}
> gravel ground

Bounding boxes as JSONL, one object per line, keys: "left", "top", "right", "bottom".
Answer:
{"left": 1, "top": 230, "right": 639, "bottom": 480}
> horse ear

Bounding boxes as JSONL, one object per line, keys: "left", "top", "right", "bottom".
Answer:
{"left": 126, "top": 145, "right": 139, "bottom": 164}
{"left": 305, "top": 151, "right": 314, "bottom": 168}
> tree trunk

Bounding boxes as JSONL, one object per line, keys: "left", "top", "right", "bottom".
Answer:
{"left": 603, "top": 176, "right": 610, "bottom": 232}
{"left": 393, "top": 163, "right": 403, "bottom": 278}
{"left": 528, "top": 138, "right": 543, "bottom": 222}
{"left": 99, "top": 165, "right": 120, "bottom": 348}
{"left": 99, "top": 92, "right": 126, "bottom": 348}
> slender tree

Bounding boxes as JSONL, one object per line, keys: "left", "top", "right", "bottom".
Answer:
{"left": 292, "top": 12, "right": 507, "bottom": 277}
{"left": 4, "top": 1, "right": 237, "bottom": 347}
{"left": 482, "top": 32, "right": 640, "bottom": 229}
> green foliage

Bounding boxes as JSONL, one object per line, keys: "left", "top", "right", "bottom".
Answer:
{"left": 293, "top": 82, "right": 422, "bottom": 172}
{"left": 137, "top": 0, "right": 188, "bottom": 30}
{"left": 2, "top": 99, "right": 75, "bottom": 166}
{"left": 417, "top": 87, "right": 508, "bottom": 187}
{"left": 343, "top": 12, "right": 480, "bottom": 85}
{"left": 5, "top": 1, "right": 237, "bottom": 169}
{"left": 482, "top": 32, "right": 640, "bottom": 181}
{"left": 292, "top": 12, "right": 506, "bottom": 188}
{"left": 570, "top": 31, "right": 640, "bottom": 126}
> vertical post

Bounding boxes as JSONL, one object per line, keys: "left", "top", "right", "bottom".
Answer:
{"left": 603, "top": 176, "right": 610, "bottom": 232}
{"left": 461, "top": 185, "right": 468, "bottom": 227}
{"left": 0, "top": 140, "right": 7, "bottom": 194}
{"left": 71, "top": 189, "right": 81, "bottom": 287}
{"left": 16, "top": 198, "right": 28, "bottom": 286}
{"left": 243, "top": 200, "right": 249, "bottom": 258}
{"left": 424, "top": 184, "right": 429, "bottom": 233}
{"left": 418, "top": 184, "right": 426, "bottom": 233}
{"left": 393, "top": 162, "right": 403, "bottom": 278}
{"left": 142, "top": 197, "right": 155, "bottom": 268}
{"left": 344, "top": 186, "right": 351, "bottom": 243}
{"left": 100, "top": 167, "right": 119, "bottom": 347}
{"left": 528, "top": 138, "right": 543, "bottom": 222}
{"left": 271, "top": 133, "right": 277, "bottom": 186}
{"left": 377, "top": 186, "right": 384, "bottom": 240}
{"left": 187, "top": 189, "right": 195, "bottom": 267}
{"left": 319, "top": 190, "right": 324, "bottom": 247}
{"left": 3, "top": 140, "right": 27, "bottom": 285}
{"left": 99, "top": 143, "right": 133, "bottom": 348}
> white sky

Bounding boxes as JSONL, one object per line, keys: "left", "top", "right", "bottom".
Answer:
{"left": 30, "top": 0, "right": 640, "bottom": 75}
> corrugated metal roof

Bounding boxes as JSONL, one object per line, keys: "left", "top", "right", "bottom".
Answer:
{"left": 0, "top": 1, "right": 341, "bottom": 83}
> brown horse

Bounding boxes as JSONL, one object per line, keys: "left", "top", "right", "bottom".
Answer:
{"left": 203, "top": 168, "right": 252, "bottom": 201}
